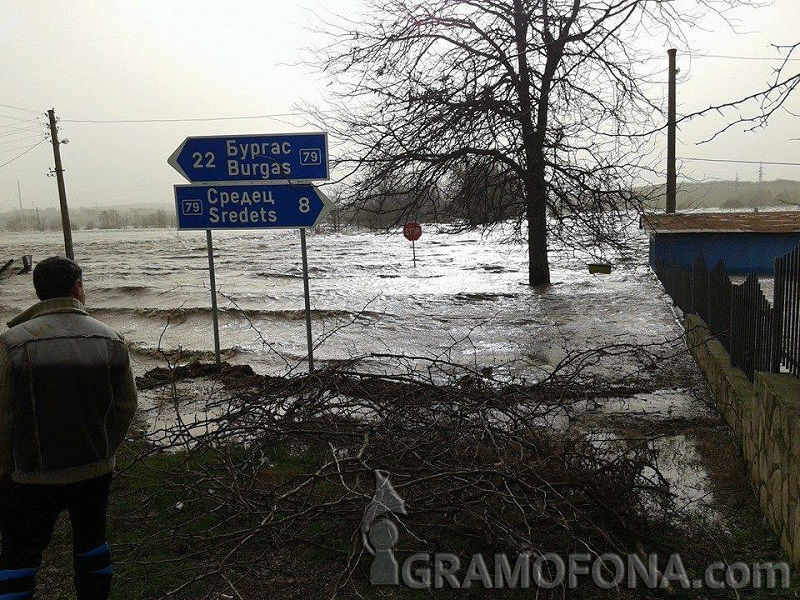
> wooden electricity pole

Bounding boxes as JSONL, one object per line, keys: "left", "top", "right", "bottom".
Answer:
{"left": 666, "top": 49, "right": 677, "bottom": 214}
{"left": 47, "top": 108, "right": 74, "bottom": 259}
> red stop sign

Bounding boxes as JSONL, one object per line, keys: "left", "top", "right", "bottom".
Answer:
{"left": 403, "top": 222, "right": 422, "bottom": 241}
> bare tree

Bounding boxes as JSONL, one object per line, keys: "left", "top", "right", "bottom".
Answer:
{"left": 313, "top": 0, "right": 759, "bottom": 285}
{"left": 682, "top": 41, "right": 800, "bottom": 142}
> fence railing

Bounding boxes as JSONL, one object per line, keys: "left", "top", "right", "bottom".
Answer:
{"left": 774, "top": 246, "right": 800, "bottom": 378}
{"left": 653, "top": 244, "right": 800, "bottom": 381}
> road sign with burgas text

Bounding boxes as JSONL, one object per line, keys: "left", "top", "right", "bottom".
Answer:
{"left": 168, "top": 133, "right": 329, "bottom": 183}
{"left": 174, "top": 183, "right": 331, "bottom": 230}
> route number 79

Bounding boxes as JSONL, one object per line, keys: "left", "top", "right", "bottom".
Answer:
{"left": 299, "top": 149, "right": 321, "bottom": 166}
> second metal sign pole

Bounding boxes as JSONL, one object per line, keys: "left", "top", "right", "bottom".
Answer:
{"left": 206, "top": 229, "right": 222, "bottom": 367}
{"left": 170, "top": 132, "right": 331, "bottom": 373}
{"left": 300, "top": 228, "right": 315, "bottom": 374}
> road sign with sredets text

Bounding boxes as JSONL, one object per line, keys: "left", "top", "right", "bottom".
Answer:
{"left": 168, "top": 133, "right": 329, "bottom": 183}
{"left": 174, "top": 183, "right": 331, "bottom": 230}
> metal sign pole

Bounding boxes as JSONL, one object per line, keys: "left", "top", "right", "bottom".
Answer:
{"left": 206, "top": 229, "right": 221, "bottom": 367}
{"left": 412, "top": 240, "right": 417, "bottom": 267}
{"left": 300, "top": 228, "right": 315, "bottom": 374}
{"left": 170, "top": 132, "right": 331, "bottom": 373}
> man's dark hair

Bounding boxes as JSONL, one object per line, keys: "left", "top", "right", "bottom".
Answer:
{"left": 33, "top": 256, "right": 83, "bottom": 300}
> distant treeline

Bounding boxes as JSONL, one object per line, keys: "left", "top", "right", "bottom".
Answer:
{"left": 336, "top": 178, "right": 800, "bottom": 230}
{"left": 0, "top": 207, "right": 176, "bottom": 231}
{"left": 3, "top": 178, "right": 797, "bottom": 233}
{"left": 643, "top": 179, "right": 800, "bottom": 211}
{"left": 329, "top": 161, "right": 525, "bottom": 230}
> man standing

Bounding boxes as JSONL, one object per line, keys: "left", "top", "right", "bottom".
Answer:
{"left": 0, "top": 256, "right": 137, "bottom": 600}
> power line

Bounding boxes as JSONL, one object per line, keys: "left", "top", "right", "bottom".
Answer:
{"left": 0, "top": 119, "right": 42, "bottom": 128}
{"left": 0, "top": 139, "right": 46, "bottom": 170}
{"left": 0, "top": 113, "right": 37, "bottom": 127}
{"left": 0, "top": 103, "right": 39, "bottom": 114}
{"left": 0, "top": 128, "right": 44, "bottom": 142}
{"left": 0, "top": 103, "right": 323, "bottom": 124}
{"left": 0, "top": 125, "right": 43, "bottom": 139}
{"left": 678, "top": 156, "right": 800, "bottom": 167}
{"left": 0, "top": 129, "right": 46, "bottom": 145}
{"left": 640, "top": 52, "right": 800, "bottom": 63}
{"left": 0, "top": 113, "right": 39, "bottom": 122}
{"left": 688, "top": 53, "right": 800, "bottom": 62}
{"left": 0, "top": 143, "right": 45, "bottom": 154}
{"left": 0, "top": 136, "right": 43, "bottom": 152}
{"left": 60, "top": 111, "right": 321, "bottom": 124}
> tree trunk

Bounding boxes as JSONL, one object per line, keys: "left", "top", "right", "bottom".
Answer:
{"left": 514, "top": 0, "right": 551, "bottom": 286}
{"left": 526, "top": 164, "right": 551, "bottom": 286}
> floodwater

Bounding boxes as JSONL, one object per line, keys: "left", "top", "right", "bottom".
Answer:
{"left": 1, "top": 225, "right": 677, "bottom": 377}
{"left": 0, "top": 225, "right": 728, "bottom": 515}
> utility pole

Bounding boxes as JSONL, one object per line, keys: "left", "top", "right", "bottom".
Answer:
{"left": 47, "top": 108, "right": 74, "bottom": 259}
{"left": 17, "top": 181, "right": 22, "bottom": 212}
{"left": 666, "top": 48, "right": 677, "bottom": 214}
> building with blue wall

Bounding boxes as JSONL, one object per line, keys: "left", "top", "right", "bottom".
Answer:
{"left": 643, "top": 212, "right": 800, "bottom": 275}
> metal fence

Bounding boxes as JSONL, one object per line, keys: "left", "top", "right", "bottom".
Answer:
{"left": 729, "top": 274, "right": 774, "bottom": 381}
{"left": 774, "top": 246, "right": 800, "bottom": 377}
{"left": 653, "top": 244, "right": 800, "bottom": 381}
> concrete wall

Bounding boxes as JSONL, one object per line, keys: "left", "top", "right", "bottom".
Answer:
{"left": 649, "top": 232, "right": 800, "bottom": 275}
{"left": 685, "top": 314, "right": 800, "bottom": 564}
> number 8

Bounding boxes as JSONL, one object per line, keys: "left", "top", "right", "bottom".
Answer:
{"left": 299, "top": 197, "right": 310, "bottom": 213}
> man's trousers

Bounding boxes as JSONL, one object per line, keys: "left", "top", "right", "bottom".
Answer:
{"left": 0, "top": 472, "right": 113, "bottom": 600}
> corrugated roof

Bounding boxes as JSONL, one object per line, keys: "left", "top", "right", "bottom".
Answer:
{"left": 641, "top": 211, "right": 800, "bottom": 233}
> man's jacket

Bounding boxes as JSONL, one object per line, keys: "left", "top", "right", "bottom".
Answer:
{"left": 0, "top": 297, "right": 138, "bottom": 484}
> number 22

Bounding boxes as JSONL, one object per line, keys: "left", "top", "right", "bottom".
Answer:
{"left": 192, "top": 152, "right": 215, "bottom": 168}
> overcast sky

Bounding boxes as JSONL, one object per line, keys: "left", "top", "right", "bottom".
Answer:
{"left": 0, "top": 0, "right": 798, "bottom": 213}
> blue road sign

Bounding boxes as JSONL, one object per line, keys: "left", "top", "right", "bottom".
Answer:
{"left": 168, "top": 133, "right": 329, "bottom": 183}
{"left": 174, "top": 183, "right": 331, "bottom": 230}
